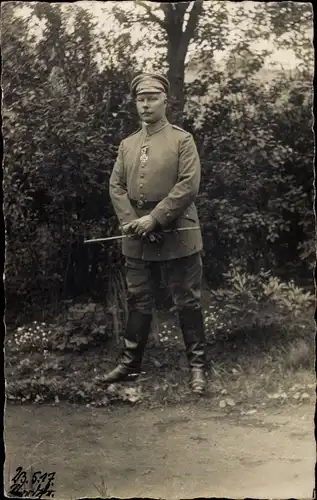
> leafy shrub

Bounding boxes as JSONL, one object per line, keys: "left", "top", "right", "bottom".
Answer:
{"left": 203, "top": 264, "right": 314, "bottom": 342}
{"left": 6, "top": 321, "right": 51, "bottom": 353}
{"left": 49, "top": 302, "right": 110, "bottom": 352}
{"left": 2, "top": 3, "right": 140, "bottom": 323}
{"left": 6, "top": 302, "right": 113, "bottom": 354}
{"left": 190, "top": 65, "right": 314, "bottom": 285}
{"left": 2, "top": 2, "right": 314, "bottom": 328}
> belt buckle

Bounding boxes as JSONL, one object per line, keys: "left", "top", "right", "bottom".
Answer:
{"left": 137, "top": 200, "right": 144, "bottom": 208}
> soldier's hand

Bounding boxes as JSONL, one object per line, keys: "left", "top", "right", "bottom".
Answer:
{"left": 121, "top": 221, "right": 137, "bottom": 235}
{"left": 146, "top": 232, "right": 164, "bottom": 244}
{"left": 130, "top": 215, "right": 157, "bottom": 237}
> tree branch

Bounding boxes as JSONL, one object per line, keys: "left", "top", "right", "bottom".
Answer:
{"left": 162, "top": 1, "right": 189, "bottom": 18}
{"left": 180, "top": 0, "right": 204, "bottom": 56}
{"left": 135, "top": 0, "right": 166, "bottom": 29}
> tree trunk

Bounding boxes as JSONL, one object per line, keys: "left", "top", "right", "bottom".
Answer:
{"left": 167, "top": 45, "right": 186, "bottom": 125}
{"left": 161, "top": 2, "right": 203, "bottom": 126}
{"left": 136, "top": 1, "right": 203, "bottom": 124}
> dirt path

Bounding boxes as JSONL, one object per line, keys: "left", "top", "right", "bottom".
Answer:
{"left": 4, "top": 401, "right": 315, "bottom": 499}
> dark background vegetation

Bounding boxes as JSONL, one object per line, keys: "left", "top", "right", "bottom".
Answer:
{"left": 2, "top": 1, "right": 315, "bottom": 406}
{"left": 2, "top": 1, "right": 314, "bottom": 355}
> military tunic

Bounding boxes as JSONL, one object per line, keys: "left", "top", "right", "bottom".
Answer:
{"left": 109, "top": 118, "right": 203, "bottom": 261}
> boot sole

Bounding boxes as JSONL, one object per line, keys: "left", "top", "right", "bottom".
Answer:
{"left": 99, "top": 372, "right": 140, "bottom": 384}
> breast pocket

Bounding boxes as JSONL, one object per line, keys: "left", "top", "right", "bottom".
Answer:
{"left": 146, "top": 154, "right": 179, "bottom": 196}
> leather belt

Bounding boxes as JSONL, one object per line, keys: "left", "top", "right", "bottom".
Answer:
{"left": 130, "top": 199, "right": 160, "bottom": 210}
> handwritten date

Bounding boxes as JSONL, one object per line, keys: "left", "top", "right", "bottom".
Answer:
{"left": 9, "top": 467, "right": 56, "bottom": 498}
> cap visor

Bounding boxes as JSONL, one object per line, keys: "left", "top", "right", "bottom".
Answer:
{"left": 136, "top": 87, "right": 164, "bottom": 94}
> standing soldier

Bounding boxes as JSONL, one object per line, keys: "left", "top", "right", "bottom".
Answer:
{"left": 104, "top": 73, "right": 207, "bottom": 394}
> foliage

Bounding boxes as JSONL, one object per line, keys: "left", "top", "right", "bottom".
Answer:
{"left": 7, "top": 321, "right": 51, "bottom": 353}
{"left": 3, "top": 3, "right": 137, "bottom": 323}
{"left": 188, "top": 63, "right": 314, "bottom": 283}
{"left": 6, "top": 302, "right": 115, "bottom": 353}
{"left": 203, "top": 264, "right": 315, "bottom": 344}
{"left": 5, "top": 281, "right": 315, "bottom": 406}
{"left": 2, "top": 1, "right": 314, "bottom": 330}
{"left": 6, "top": 265, "right": 313, "bottom": 358}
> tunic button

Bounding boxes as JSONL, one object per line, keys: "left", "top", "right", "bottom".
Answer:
{"left": 140, "top": 184, "right": 144, "bottom": 188}
{"left": 137, "top": 200, "right": 144, "bottom": 208}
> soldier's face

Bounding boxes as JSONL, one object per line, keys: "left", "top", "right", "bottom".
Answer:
{"left": 135, "top": 92, "right": 167, "bottom": 123}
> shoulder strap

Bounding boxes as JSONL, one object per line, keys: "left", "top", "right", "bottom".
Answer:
{"left": 171, "top": 124, "right": 189, "bottom": 134}
{"left": 126, "top": 128, "right": 142, "bottom": 138}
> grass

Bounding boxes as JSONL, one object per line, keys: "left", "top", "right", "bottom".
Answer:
{"left": 4, "top": 318, "right": 315, "bottom": 411}
{"left": 4, "top": 275, "right": 316, "bottom": 410}
{"left": 284, "top": 338, "right": 314, "bottom": 369}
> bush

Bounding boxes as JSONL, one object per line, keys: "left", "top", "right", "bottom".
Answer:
{"left": 203, "top": 263, "right": 315, "bottom": 344}
{"left": 188, "top": 66, "right": 314, "bottom": 285}
{"left": 6, "top": 302, "right": 117, "bottom": 354}
{"left": 2, "top": 4, "right": 139, "bottom": 323}
{"left": 2, "top": 3, "right": 314, "bottom": 328}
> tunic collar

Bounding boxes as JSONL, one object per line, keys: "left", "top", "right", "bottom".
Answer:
{"left": 142, "top": 117, "right": 169, "bottom": 136}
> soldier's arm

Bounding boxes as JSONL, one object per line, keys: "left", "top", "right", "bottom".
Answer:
{"left": 109, "top": 142, "right": 139, "bottom": 227}
{"left": 150, "top": 133, "right": 200, "bottom": 227}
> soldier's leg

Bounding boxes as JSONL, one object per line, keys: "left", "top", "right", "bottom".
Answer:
{"left": 102, "top": 257, "right": 154, "bottom": 383}
{"left": 166, "top": 252, "right": 207, "bottom": 394}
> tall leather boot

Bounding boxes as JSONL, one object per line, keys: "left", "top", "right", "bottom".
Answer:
{"left": 101, "top": 310, "right": 152, "bottom": 383}
{"left": 179, "top": 307, "right": 207, "bottom": 394}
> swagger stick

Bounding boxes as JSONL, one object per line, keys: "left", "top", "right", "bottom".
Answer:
{"left": 84, "top": 226, "right": 201, "bottom": 244}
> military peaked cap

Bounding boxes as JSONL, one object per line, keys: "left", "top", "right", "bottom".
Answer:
{"left": 130, "top": 73, "right": 170, "bottom": 97}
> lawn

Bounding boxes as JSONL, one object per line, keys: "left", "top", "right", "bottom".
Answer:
{"left": 4, "top": 273, "right": 315, "bottom": 411}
